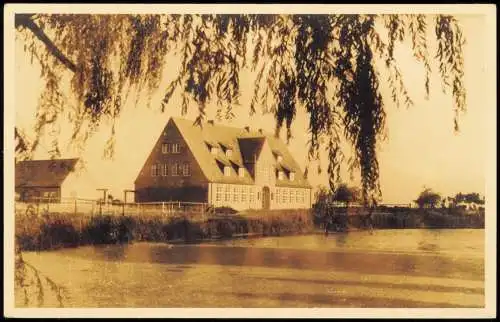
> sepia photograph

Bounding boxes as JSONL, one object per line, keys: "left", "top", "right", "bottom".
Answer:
{"left": 4, "top": 3, "right": 496, "bottom": 318}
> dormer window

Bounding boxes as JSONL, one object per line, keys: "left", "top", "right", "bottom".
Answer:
{"left": 289, "top": 171, "right": 295, "bottom": 181}
{"left": 278, "top": 170, "right": 284, "bottom": 180}
{"left": 238, "top": 167, "right": 245, "bottom": 178}
{"left": 225, "top": 148, "right": 233, "bottom": 158}
{"left": 211, "top": 146, "right": 218, "bottom": 155}
{"left": 273, "top": 151, "right": 283, "bottom": 163}
{"left": 224, "top": 166, "right": 231, "bottom": 177}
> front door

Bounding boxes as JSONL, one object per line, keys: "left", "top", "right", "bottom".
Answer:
{"left": 262, "top": 186, "right": 270, "bottom": 210}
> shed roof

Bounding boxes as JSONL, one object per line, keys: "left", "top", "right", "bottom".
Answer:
{"left": 15, "top": 158, "right": 79, "bottom": 188}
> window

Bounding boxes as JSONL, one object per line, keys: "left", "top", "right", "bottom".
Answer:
{"left": 172, "top": 143, "right": 180, "bottom": 153}
{"left": 162, "top": 143, "right": 170, "bottom": 154}
{"left": 216, "top": 185, "right": 222, "bottom": 202}
{"left": 257, "top": 191, "right": 261, "bottom": 200}
{"left": 233, "top": 186, "right": 239, "bottom": 202}
{"left": 282, "top": 188, "right": 287, "bottom": 204}
{"left": 241, "top": 186, "right": 247, "bottom": 202}
{"left": 224, "top": 185, "right": 231, "bottom": 202}
{"left": 238, "top": 167, "right": 245, "bottom": 178}
{"left": 211, "top": 146, "right": 218, "bottom": 155}
{"left": 171, "top": 163, "right": 179, "bottom": 176}
{"left": 276, "top": 155, "right": 283, "bottom": 163}
{"left": 278, "top": 171, "right": 284, "bottom": 180}
{"left": 301, "top": 190, "right": 305, "bottom": 203}
{"left": 162, "top": 163, "right": 169, "bottom": 176}
{"left": 276, "top": 188, "right": 281, "bottom": 204}
{"left": 151, "top": 164, "right": 160, "bottom": 176}
{"left": 226, "top": 149, "right": 233, "bottom": 157}
{"left": 224, "top": 166, "right": 231, "bottom": 176}
{"left": 296, "top": 189, "right": 301, "bottom": 203}
{"left": 182, "top": 162, "right": 190, "bottom": 176}
{"left": 290, "top": 172, "right": 295, "bottom": 181}
{"left": 290, "top": 190, "right": 295, "bottom": 204}
{"left": 249, "top": 188, "right": 255, "bottom": 203}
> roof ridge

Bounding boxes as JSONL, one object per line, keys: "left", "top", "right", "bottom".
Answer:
{"left": 171, "top": 116, "right": 275, "bottom": 137}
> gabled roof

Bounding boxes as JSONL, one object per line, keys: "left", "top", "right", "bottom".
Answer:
{"left": 15, "top": 158, "right": 79, "bottom": 188}
{"left": 170, "top": 117, "right": 311, "bottom": 187}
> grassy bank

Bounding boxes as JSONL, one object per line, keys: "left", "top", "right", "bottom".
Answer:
{"left": 15, "top": 209, "right": 314, "bottom": 251}
{"left": 15, "top": 207, "right": 484, "bottom": 252}
{"left": 313, "top": 208, "right": 485, "bottom": 230}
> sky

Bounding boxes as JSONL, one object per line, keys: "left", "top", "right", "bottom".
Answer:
{"left": 14, "top": 13, "right": 491, "bottom": 203}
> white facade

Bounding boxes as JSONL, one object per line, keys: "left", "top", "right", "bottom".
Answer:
{"left": 206, "top": 139, "right": 312, "bottom": 210}
{"left": 208, "top": 182, "right": 311, "bottom": 210}
{"left": 60, "top": 162, "right": 100, "bottom": 200}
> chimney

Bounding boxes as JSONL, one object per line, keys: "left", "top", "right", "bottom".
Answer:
{"left": 244, "top": 126, "right": 250, "bottom": 132}
{"left": 207, "top": 120, "right": 214, "bottom": 125}
{"left": 258, "top": 128, "right": 263, "bottom": 134}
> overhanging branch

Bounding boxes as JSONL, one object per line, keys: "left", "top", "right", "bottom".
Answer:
{"left": 15, "top": 14, "right": 78, "bottom": 73}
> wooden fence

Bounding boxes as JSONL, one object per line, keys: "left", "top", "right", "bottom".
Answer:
{"left": 15, "top": 197, "right": 209, "bottom": 218}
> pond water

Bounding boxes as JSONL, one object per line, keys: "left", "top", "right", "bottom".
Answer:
{"left": 18, "top": 229, "right": 484, "bottom": 308}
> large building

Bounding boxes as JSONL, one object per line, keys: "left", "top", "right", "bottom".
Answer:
{"left": 134, "top": 117, "right": 312, "bottom": 210}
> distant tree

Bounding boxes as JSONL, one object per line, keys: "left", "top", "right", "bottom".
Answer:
{"left": 332, "top": 183, "right": 360, "bottom": 208}
{"left": 456, "top": 192, "right": 484, "bottom": 205}
{"left": 415, "top": 188, "right": 441, "bottom": 209}
{"left": 314, "top": 186, "right": 332, "bottom": 205}
{"left": 447, "top": 192, "right": 485, "bottom": 210}
{"left": 313, "top": 186, "right": 332, "bottom": 215}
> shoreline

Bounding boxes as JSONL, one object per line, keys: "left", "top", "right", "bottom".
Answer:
{"left": 15, "top": 209, "right": 485, "bottom": 252}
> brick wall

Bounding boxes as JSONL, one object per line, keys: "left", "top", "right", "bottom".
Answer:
{"left": 135, "top": 119, "right": 209, "bottom": 202}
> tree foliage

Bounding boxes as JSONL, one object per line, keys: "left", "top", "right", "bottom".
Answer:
{"left": 15, "top": 13, "right": 467, "bottom": 202}
{"left": 332, "top": 183, "right": 360, "bottom": 206}
{"left": 455, "top": 192, "right": 484, "bottom": 204}
{"left": 415, "top": 188, "right": 442, "bottom": 208}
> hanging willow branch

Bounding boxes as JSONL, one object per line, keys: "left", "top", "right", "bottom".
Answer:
{"left": 15, "top": 13, "right": 467, "bottom": 202}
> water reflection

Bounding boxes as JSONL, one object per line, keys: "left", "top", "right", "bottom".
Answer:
{"left": 417, "top": 229, "right": 441, "bottom": 252}
{"left": 333, "top": 233, "right": 349, "bottom": 247}
{"left": 61, "top": 241, "right": 484, "bottom": 281}
{"left": 20, "top": 229, "right": 485, "bottom": 308}
{"left": 95, "top": 244, "right": 127, "bottom": 261}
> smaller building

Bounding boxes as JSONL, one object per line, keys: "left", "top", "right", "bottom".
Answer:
{"left": 15, "top": 158, "right": 83, "bottom": 202}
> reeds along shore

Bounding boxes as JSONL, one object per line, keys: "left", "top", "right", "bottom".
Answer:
{"left": 15, "top": 208, "right": 484, "bottom": 252}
